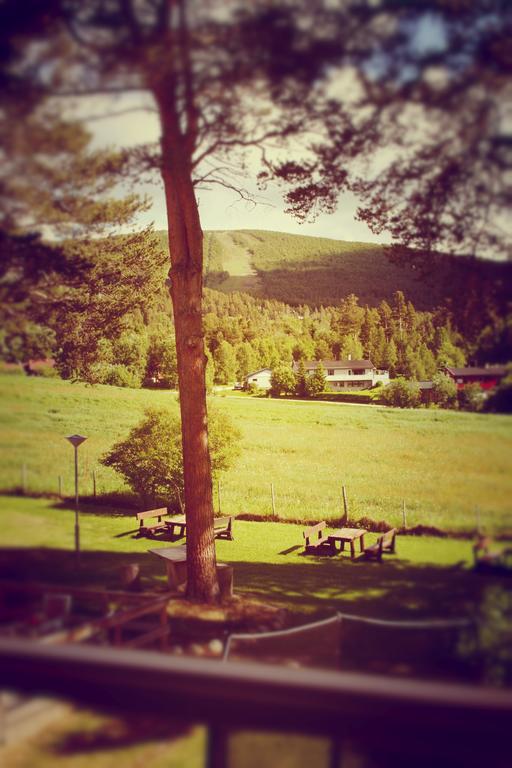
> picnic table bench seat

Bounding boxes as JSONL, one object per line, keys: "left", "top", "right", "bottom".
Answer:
{"left": 363, "top": 528, "right": 397, "bottom": 562}
{"left": 303, "top": 522, "right": 334, "bottom": 555}
{"left": 214, "top": 515, "right": 234, "bottom": 540}
{"left": 136, "top": 508, "right": 170, "bottom": 537}
{"left": 164, "top": 515, "right": 234, "bottom": 540}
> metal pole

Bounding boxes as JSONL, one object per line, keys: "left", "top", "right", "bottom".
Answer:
{"left": 342, "top": 486, "right": 349, "bottom": 524}
{"left": 74, "top": 445, "right": 80, "bottom": 565}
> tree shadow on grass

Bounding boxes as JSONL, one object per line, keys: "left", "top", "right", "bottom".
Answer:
{"left": 50, "top": 497, "right": 137, "bottom": 518}
{"left": 1, "top": 547, "right": 508, "bottom": 686}
{"left": 0, "top": 547, "right": 504, "bottom": 620}
{"left": 0, "top": 547, "right": 168, "bottom": 592}
{"left": 219, "top": 557, "right": 505, "bottom": 620}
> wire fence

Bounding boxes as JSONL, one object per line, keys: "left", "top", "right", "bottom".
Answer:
{"left": 6, "top": 463, "right": 500, "bottom": 535}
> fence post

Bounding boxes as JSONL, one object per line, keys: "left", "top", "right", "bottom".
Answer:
{"left": 21, "top": 464, "right": 27, "bottom": 495}
{"left": 475, "top": 506, "right": 481, "bottom": 534}
{"left": 342, "top": 485, "right": 349, "bottom": 524}
{"left": 271, "top": 483, "right": 276, "bottom": 518}
{"left": 58, "top": 475, "right": 62, "bottom": 498}
{"left": 92, "top": 470, "right": 97, "bottom": 498}
{"left": 217, "top": 479, "right": 222, "bottom": 515}
{"left": 402, "top": 499, "right": 407, "bottom": 529}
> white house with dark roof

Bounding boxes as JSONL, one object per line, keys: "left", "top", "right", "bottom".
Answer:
{"left": 243, "top": 367, "right": 273, "bottom": 390}
{"left": 295, "top": 359, "right": 389, "bottom": 390}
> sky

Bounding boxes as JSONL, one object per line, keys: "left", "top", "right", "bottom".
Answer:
{"left": 82, "top": 94, "right": 389, "bottom": 244}
{"left": 77, "top": 12, "right": 449, "bottom": 245}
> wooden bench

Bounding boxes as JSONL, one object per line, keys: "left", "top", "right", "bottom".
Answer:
{"left": 303, "top": 521, "right": 333, "bottom": 555}
{"left": 363, "top": 528, "right": 397, "bottom": 562}
{"left": 214, "top": 516, "right": 234, "bottom": 540}
{"left": 135, "top": 508, "right": 170, "bottom": 537}
{"left": 164, "top": 515, "right": 233, "bottom": 540}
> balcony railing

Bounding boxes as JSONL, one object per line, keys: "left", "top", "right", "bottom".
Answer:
{"left": 0, "top": 637, "right": 511, "bottom": 767}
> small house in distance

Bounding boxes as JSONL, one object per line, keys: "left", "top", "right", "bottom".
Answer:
{"left": 444, "top": 365, "right": 507, "bottom": 390}
{"left": 243, "top": 368, "right": 273, "bottom": 390}
{"left": 295, "top": 359, "right": 389, "bottom": 391}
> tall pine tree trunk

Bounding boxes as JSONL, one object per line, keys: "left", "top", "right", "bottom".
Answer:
{"left": 154, "top": 86, "right": 219, "bottom": 603}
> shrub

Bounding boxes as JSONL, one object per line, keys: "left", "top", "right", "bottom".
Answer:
{"left": 484, "top": 375, "right": 512, "bottom": 414}
{"left": 246, "top": 382, "right": 261, "bottom": 395}
{"left": 270, "top": 364, "right": 296, "bottom": 397}
{"left": 101, "top": 405, "right": 241, "bottom": 509}
{"left": 381, "top": 377, "right": 421, "bottom": 408}
{"left": 104, "top": 364, "right": 143, "bottom": 388}
{"left": 431, "top": 372, "right": 458, "bottom": 409}
{"left": 458, "top": 382, "right": 484, "bottom": 412}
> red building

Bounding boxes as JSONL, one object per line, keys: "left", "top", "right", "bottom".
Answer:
{"left": 444, "top": 365, "right": 507, "bottom": 390}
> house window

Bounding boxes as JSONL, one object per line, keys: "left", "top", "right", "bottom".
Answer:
{"left": 328, "top": 369, "right": 334, "bottom": 376}
{"left": 353, "top": 368, "right": 365, "bottom": 375}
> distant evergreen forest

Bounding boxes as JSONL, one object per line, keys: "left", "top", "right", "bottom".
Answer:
{"left": 155, "top": 229, "right": 512, "bottom": 314}
{"left": 3, "top": 230, "right": 510, "bottom": 388}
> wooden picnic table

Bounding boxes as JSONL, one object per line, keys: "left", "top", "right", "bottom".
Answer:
{"left": 328, "top": 528, "right": 366, "bottom": 559}
{"left": 165, "top": 515, "right": 187, "bottom": 538}
{"left": 148, "top": 546, "right": 234, "bottom": 597}
{"left": 148, "top": 546, "right": 188, "bottom": 589}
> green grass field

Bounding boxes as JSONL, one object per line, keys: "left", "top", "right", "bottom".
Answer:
{"left": 1, "top": 372, "right": 511, "bottom": 533}
{"left": 0, "top": 494, "right": 477, "bottom": 618}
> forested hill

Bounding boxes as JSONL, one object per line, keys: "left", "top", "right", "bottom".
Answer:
{"left": 156, "top": 229, "right": 511, "bottom": 312}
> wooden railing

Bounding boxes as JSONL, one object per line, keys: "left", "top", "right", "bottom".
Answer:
{"left": 0, "top": 638, "right": 511, "bottom": 767}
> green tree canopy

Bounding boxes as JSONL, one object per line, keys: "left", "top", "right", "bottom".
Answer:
{"left": 381, "top": 378, "right": 421, "bottom": 409}
{"left": 431, "top": 372, "right": 458, "bottom": 409}
{"left": 270, "top": 364, "right": 296, "bottom": 397}
{"left": 101, "top": 405, "right": 241, "bottom": 510}
{"left": 305, "top": 362, "right": 327, "bottom": 397}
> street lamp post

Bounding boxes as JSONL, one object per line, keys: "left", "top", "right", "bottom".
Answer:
{"left": 65, "top": 434, "right": 87, "bottom": 565}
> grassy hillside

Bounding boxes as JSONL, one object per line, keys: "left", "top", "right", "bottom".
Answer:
{"left": 1, "top": 373, "right": 511, "bottom": 533}
{"left": 156, "top": 228, "right": 512, "bottom": 310}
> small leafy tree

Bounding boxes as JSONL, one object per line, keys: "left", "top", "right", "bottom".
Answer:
{"left": 101, "top": 406, "right": 241, "bottom": 510}
{"left": 381, "top": 378, "right": 421, "bottom": 408}
{"left": 431, "top": 372, "right": 458, "bottom": 409}
{"left": 458, "top": 383, "right": 484, "bottom": 412}
{"left": 294, "top": 359, "right": 308, "bottom": 398}
{"left": 305, "top": 363, "right": 327, "bottom": 397}
{"left": 270, "top": 364, "right": 296, "bottom": 397}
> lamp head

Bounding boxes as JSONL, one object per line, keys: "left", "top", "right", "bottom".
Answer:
{"left": 65, "top": 434, "right": 88, "bottom": 448}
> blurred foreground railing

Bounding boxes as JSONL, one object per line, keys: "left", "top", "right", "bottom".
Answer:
{"left": 0, "top": 638, "right": 511, "bottom": 767}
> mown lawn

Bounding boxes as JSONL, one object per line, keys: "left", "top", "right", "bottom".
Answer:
{"left": 1, "top": 372, "right": 511, "bottom": 532}
{"left": 0, "top": 495, "right": 488, "bottom": 619}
